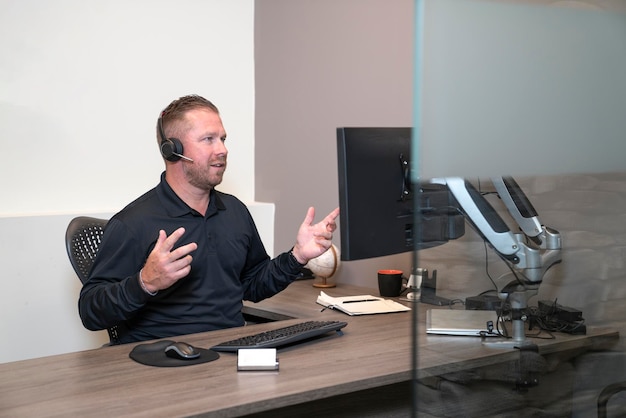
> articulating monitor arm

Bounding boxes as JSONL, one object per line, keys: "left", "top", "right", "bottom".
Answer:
{"left": 491, "top": 176, "right": 543, "bottom": 243}
{"left": 429, "top": 176, "right": 562, "bottom": 349}
{"left": 430, "top": 177, "right": 562, "bottom": 286}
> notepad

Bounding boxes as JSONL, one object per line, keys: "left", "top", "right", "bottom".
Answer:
{"left": 316, "top": 291, "right": 411, "bottom": 315}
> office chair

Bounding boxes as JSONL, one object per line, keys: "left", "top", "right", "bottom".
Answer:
{"left": 65, "top": 216, "right": 119, "bottom": 344}
{"left": 598, "top": 382, "right": 626, "bottom": 418}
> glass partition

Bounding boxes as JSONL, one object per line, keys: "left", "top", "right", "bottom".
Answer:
{"left": 413, "top": 1, "right": 626, "bottom": 416}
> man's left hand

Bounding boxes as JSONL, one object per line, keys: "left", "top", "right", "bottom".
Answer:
{"left": 292, "top": 207, "right": 340, "bottom": 265}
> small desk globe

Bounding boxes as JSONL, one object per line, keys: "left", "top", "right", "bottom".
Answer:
{"left": 306, "top": 244, "right": 340, "bottom": 288}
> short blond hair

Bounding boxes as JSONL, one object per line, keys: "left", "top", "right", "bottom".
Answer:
{"left": 157, "top": 94, "right": 220, "bottom": 140}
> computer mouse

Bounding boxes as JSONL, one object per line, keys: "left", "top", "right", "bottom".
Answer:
{"left": 164, "top": 341, "right": 201, "bottom": 360}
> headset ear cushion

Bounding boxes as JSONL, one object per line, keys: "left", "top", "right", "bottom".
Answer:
{"left": 160, "top": 137, "right": 184, "bottom": 161}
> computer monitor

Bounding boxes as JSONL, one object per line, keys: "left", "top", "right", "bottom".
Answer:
{"left": 336, "top": 127, "right": 465, "bottom": 261}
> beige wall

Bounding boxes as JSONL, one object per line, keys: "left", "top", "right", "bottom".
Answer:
{"left": 255, "top": 0, "right": 415, "bottom": 285}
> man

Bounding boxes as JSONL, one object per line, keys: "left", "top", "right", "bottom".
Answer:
{"left": 78, "top": 94, "right": 339, "bottom": 344}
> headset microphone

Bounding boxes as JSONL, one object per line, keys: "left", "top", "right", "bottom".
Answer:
{"left": 170, "top": 151, "right": 194, "bottom": 162}
{"left": 157, "top": 116, "right": 194, "bottom": 162}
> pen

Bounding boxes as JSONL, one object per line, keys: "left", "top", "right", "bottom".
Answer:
{"left": 342, "top": 299, "right": 380, "bottom": 304}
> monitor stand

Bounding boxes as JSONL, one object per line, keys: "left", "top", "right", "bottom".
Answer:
{"left": 482, "top": 289, "right": 536, "bottom": 349}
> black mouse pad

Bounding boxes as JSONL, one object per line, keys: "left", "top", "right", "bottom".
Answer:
{"left": 129, "top": 340, "right": 220, "bottom": 367}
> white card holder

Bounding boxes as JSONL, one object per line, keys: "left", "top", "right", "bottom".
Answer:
{"left": 237, "top": 348, "right": 279, "bottom": 371}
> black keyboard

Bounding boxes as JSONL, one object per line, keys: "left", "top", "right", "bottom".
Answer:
{"left": 211, "top": 320, "right": 347, "bottom": 352}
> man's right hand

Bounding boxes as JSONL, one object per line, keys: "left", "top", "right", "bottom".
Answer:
{"left": 139, "top": 227, "right": 198, "bottom": 294}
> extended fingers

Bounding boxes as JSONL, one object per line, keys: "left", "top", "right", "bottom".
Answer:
{"left": 155, "top": 228, "right": 197, "bottom": 258}
{"left": 145, "top": 229, "right": 196, "bottom": 289}
{"left": 170, "top": 241, "right": 198, "bottom": 261}
{"left": 315, "top": 207, "right": 339, "bottom": 234}
{"left": 326, "top": 207, "right": 340, "bottom": 221}
{"left": 152, "top": 228, "right": 197, "bottom": 272}
{"left": 168, "top": 253, "right": 194, "bottom": 278}
{"left": 322, "top": 207, "right": 339, "bottom": 232}
{"left": 301, "top": 207, "right": 315, "bottom": 227}
{"left": 160, "top": 227, "right": 187, "bottom": 251}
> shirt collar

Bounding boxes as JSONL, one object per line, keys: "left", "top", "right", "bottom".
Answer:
{"left": 156, "top": 172, "right": 225, "bottom": 218}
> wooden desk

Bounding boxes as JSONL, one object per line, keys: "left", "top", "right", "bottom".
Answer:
{"left": 0, "top": 280, "right": 618, "bottom": 417}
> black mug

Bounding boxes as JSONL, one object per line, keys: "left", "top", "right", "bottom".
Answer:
{"left": 377, "top": 269, "right": 404, "bottom": 297}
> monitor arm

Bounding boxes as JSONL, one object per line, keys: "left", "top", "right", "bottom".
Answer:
{"left": 430, "top": 177, "right": 562, "bottom": 287}
{"left": 491, "top": 176, "right": 542, "bottom": 244}
{"left": 429, "top": 177, "right": 562, "bottom": 348}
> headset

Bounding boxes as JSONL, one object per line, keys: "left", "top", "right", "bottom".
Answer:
{"left": 157, "top": 115, "right": 193, "bottom": 162}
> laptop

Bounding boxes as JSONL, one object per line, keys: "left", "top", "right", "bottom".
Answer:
{"left": 426, "top": 309, "right": 499, "bottom": 337}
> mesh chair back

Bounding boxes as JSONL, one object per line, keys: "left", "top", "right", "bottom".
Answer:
{"left": 65, "top": 217, "right": 107, "bottom": 283}
{"left": 65, "top": 216, "right": 120, "bottom": 344}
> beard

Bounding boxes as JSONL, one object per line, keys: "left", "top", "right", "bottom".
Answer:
{"left": 183, "top": 159, "right": 227, "bottom": 191}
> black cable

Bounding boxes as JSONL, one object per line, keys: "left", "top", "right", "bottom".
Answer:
{"left": 481, "top": 240, "right": 499, "bottom": 292}
{"left": 526, "top": 304, "right": 586, "bottom": 335}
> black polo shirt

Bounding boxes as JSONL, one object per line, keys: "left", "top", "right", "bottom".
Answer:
{"left": 78, "top": 172, "right": 302, "bottom": 343}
